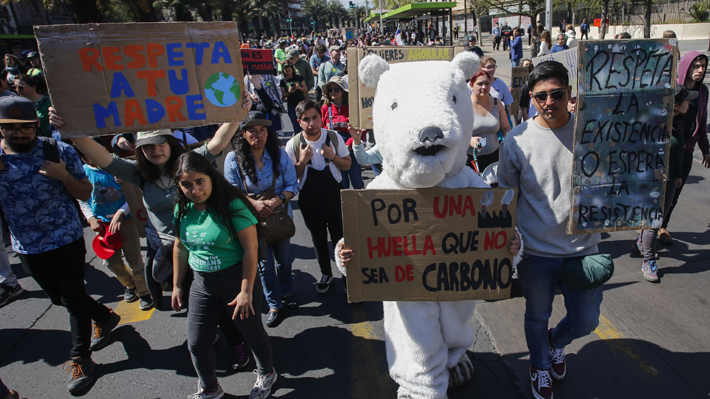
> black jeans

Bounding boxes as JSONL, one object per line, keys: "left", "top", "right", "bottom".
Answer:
{"left": 661, "top": 152, "right": 694, "bottom": 229}
{"left": 20, "top": 238, "right": 111, "bottom": 358}
{"left": 299, "top": 168, "right": 343, "bottom": 277}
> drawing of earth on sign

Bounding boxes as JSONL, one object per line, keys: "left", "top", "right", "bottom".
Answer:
{"left": 204, "top": 73, "right": 241, "bottom": 107}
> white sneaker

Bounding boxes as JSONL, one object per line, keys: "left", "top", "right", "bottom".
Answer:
{"left": 249, "top": 368, "right": 277, "bottom": 399}
{"left": 187, "top": 382, "right": 224, "bottom": 399}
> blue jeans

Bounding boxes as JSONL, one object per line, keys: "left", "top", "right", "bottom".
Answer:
{"left": 341, "top": 149, "right": 364, "bottom": 189}
{"left": 516, "top": 254, "right": 604, "bottom": 370}
{"left": 258, "top": 238, "right": 293, "bottom": 310}
{"left": 511, "top": 58, "right": 521, "bottom": 67}
{"left": 287, "top": 106, "right": 302, "bottom": 134}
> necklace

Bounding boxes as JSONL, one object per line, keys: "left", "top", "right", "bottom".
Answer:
{"left": 157, "top": 174, "right": 173, "bottom": 191}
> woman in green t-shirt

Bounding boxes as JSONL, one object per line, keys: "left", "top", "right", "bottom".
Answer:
{"left": 172, "top": 152, "right": 277, "bottom": 399}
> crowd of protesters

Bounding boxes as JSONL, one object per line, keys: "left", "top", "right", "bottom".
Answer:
{"left": 0, "top": 25, "right": 707, "bottom": 399}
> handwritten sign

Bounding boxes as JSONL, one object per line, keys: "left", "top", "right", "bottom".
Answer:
{"left": 347, "top": 46, "right": 465, "bottom": 129}
{"left": 342, "top": 188, "right": 516, "bottom": 302}
{"left": 569, "top": 39, "right": 676, "bottom": 234}
{"left": 344, "top": 28, "right": 356, "bottom": 41}
{"left": 533, "top": 48, "right": 578, "bottom": 97}
{"left": 34, "top": 22, "right": 247, "bottom": 137}
{"left": 241, "top": 49, "right": 275, "bottom": 75}
{"left": 510, "top": 66, "right": 530, "bottom": 116}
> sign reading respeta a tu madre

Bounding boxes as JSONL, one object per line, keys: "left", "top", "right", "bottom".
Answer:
{"left": 342, "top": 188, "right": 516, "bottom": 303}
{"left": 34, "top": 22, "right": 247, "bottom": 137}
{"left": 569, "top": 39, "right": 677, "bottom": 233}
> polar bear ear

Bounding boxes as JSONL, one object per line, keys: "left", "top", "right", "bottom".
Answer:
{"left": 452, "top": 51, "right": 480, "bottom": 81}
{"left": 359, "top": 54, "right": 390, "bottom": 88}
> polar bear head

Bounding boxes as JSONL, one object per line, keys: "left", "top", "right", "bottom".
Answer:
{"left": 359, "top": 51, "right": 479, "bottom": 188}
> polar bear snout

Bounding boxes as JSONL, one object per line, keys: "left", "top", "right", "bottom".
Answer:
{"left": 419, "top": 126, "right": 444, "bottom": 143}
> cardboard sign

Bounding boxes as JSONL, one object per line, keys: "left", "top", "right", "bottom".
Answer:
{"left": 532, "top": 48, "right": 578, "bottom": 97}
{"left": 510, "top": 66, "right": 530, "bottom": 116}
{"left": 568, "top": 39, "right": 676, "bottom": 234}
{"left": 347, "top": 46, "right": 466, "bottom": 129}
{"left": 34, "top": 22, "right": 247, "bottom": 137}
{"left": 344, "top": 28, "right": 356, "bottom": 41}
{"left": 241, "top": 49, "right": 275, "bottom": 75}
{"left": 342, "top": 188, "right": 517, "bottom": 302}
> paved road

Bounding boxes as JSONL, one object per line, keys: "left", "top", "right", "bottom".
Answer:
{"left": 1, "top": 39, "right": 709, "bottom": 399}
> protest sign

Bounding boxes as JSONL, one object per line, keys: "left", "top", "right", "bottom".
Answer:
{"left": 568, "top": 39, "right": 676, "bottom": 234}
{"left": 341, "top": 187, "right": 516, "bottom": 302}
{"left": 241, "top": 49, "right": 275, "bottom": 75}
{"left": 510, "top": 66, "right": 530, "bottom": 116}
{"left": 347, "top": 46, "right": 465, "bottom": 129}
{"left": 34, "top": 22, "right": 247, "bottom": 137}
{"left": 532, "top": 48, "right": 578, "bottom": 97}
{"left": 344, "top": 28, "right": 356, "bottom": 41}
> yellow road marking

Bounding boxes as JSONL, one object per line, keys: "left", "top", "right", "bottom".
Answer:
{"left": 114, "top": 300, "right": 155, "bottom": 325}
{"left": 594, "top": 315, "right": 658, "bottom": 377}
{"left": 350, "top": 307, "right": 391, "bottom": 399}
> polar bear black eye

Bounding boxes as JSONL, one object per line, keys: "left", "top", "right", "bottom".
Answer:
{"left": 452, "top": 95, "right": 457, "bottom": 104}
{"left": 391, "top": 102, "right": 398, "bottom": 110}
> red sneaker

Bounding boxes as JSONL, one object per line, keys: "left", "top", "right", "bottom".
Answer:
{"left": 530, "top": 367, "right": 553, "bottom": 399}
{"left": 548, "top": 328, "right": 566, "bottom": 380}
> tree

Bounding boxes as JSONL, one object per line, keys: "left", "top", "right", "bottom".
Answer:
{"left": 302, "top": 0, "right": 326, "bottom": 31}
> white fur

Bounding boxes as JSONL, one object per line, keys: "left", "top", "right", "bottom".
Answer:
{"left": 343, "top": 53, "right": 487, "bottom": 398}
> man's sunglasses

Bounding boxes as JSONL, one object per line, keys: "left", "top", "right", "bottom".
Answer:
{"left": 532, "top": 89, "right": 566, "bottom": 102}
{"left": 328, "top": 86, "right": 341, "bottom": 93}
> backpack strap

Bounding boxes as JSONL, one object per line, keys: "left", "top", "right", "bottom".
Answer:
{"left": 38, "top": 136, "right": 60, "bottom": 163}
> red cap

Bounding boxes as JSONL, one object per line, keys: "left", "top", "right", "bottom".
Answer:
{"left": 92, "top": 227, "right": 123, "bottom": 260}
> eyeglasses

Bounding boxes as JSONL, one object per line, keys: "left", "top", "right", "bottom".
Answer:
{"left": 532, "top": 89, "right": 567, "bottom": 102}
{"left": 328, "top": 86, "right": 341, "bottom": 93}
{"left": 0, "top": 124, "right": 36, "bottom": 135}
{"left": 482, "top": 65, "right": 497, "bottom": 70}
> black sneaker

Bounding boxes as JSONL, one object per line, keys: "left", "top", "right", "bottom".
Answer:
{"left": 63, "top": 356, "right": 95, "bottom": 393}
{"left": 89, "top": 310, "right": 121, "bottom": 351}
{"left": 124, "top": 287, "right": 138, "bottom": 303}
{"left": 282, "top": 294, "right": 298, "bottom": 309}
{"left": 0, "top": 283, "right": 24, "bottom": 307}
{"left": 316, "top": 275, "right": 333, "bottom": 294}
{"left": 139, "top": 295, "right": 154, "bottom": 311}
{"left": 232, "top": 342, "right": 250, "bottom": 370}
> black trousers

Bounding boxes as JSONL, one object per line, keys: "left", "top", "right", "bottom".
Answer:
{"left": 299, "top": 168, "right": 343, "bottom": 277}
{"left": 661, "top": 152, "right": 694, "bottom": 229}
{"left": 20, "top": 238, "right": 111, "bottom": 359}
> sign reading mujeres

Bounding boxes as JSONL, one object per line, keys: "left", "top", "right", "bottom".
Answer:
{"left": 34, "top": 22, "right": 247, "bottom": 137}
{"left": 569, "top": 39, "right": 677, "bottom": 234}
{"left": 342, "top": 188, "right": 516, "bottom": 303}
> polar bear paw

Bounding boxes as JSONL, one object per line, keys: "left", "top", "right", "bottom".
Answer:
{"left": 448, "top": 355, "right": 474, "bottom": 388}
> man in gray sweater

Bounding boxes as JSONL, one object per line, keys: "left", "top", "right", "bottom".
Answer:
{"left": 498, "top": 61, "right": 603, "bottom": 399}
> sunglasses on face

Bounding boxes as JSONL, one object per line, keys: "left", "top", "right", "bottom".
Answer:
{"left": 532, "top": 88, "right": 566, "bottom": 102}
{"left": 328, "top": 86, "right": 341, "bottom": 93}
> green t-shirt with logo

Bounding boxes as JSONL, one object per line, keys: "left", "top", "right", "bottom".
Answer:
{"left": 275, "top": 48, "right": 287, "bottom": 72}
{"left": 174, "top": 198, "right": 257, "bottom": 272}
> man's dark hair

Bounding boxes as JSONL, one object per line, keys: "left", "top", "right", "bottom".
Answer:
{"left": 296, "top": 99, "right": 321, "bottom": 119}
{"left": 618, "top": 32, "right": 632, "bottom": 39}
{"left": 316, "top": 44, "right": 327, "bottom": 53}
{"left": 527, "top": 61, "right": 569, "bottom": 91}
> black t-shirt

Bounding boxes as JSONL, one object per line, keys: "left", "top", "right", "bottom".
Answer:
{"left": 280, "top": 74, "right": 306, "bottom": 108}
{"left": 520, "top": 83, "right": 531, "bottom": 113}
{"left": 683, "top": 96, "right": 698, "bottom": 142}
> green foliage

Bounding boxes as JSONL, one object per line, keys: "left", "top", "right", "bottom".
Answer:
{"left": 682, "top": 0, "right": 710, "bottom": 22}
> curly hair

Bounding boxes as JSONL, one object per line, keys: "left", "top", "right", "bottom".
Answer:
{"left": 173, "top": 152, "right": 257, "bottom": 243}
{"left": 231, "top": 124, "right": 282, "bottom": 185}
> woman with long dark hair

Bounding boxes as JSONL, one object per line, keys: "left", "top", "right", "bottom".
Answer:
{"left": 3, "top": 54, "right": 25, "bottom": 87}
{"left": 224, "top": 112, "right": 298, "bottom": 327}
{"left": 173, "top": 151, "right": 277, "bottom": 399}
{"left": 48, "top": 101, "right": 253, "bottom": 371}
{"left": 279, "top": 63, "right": 306, "bottom": 134}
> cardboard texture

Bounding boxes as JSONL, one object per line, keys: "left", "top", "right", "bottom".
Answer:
{"left": 532, "top": 48, "right": 578, "bottom": 97}
{"left": 347, "top": 46, "right": 466, "bottom": 129}
{"left": 34, "top": 22, "right": 247, "bottom": 137}
{"left": 510, "top": 66, "right": 530, "bottom": 116}
{"left": 569, "top": 39, "right": 677, "bottom": 234}
{"left": 241, "top": 49, "right": 275, "bottom": 75}
{"left": 342, "top": 187, "right": 516, "bottom": 302}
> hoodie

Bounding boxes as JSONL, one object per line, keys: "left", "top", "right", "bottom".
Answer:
{"left": 566, "top": 30, "right": 578, "bottom": 48}
{"left": 677, "top": 51, "right": 709, "bottom": 155}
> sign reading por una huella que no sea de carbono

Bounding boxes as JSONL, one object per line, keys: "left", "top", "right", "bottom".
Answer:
{"left": 34, "top": 22, "right": 247, "bottom": 137}
{"left": 570, "top": 39, "right": 677, "bottom": 234}
{"left": 342, "top": 188, "right": 517, "bottom": 303}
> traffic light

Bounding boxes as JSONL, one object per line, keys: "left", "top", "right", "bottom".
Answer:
{"left": 349, "top": 1, "right": 355, "bottom": 8}
{"left": 287, "top": 18, "right": 292, "bottom": 22}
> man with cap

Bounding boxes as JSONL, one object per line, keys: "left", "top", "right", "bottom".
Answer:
{"left": 316, "top": 46, "right": 344, "bottom": 100}
{"left": 310, "top": 44, "right": 329, "bottom": 103}
{"left": 0, "top": 96, "right": 120, "bottom": 392}
{"left": 26, "top": 51, "right": 43, "bottom": 78}
{"left": 287, "top": 47, "right": 314, "bottom": 92}
{"left": 466, "top": 35, "right": 484, "bottom": 57}
{"left": 274, "top": 40, "right": 288, "bottom": 73}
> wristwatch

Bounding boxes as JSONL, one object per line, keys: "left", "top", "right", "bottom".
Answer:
{"left": 278, "top": 193, "right": 286, "bottom": 202}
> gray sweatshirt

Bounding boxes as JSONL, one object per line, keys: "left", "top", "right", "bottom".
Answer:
{"left": 498, "top": 113, "right": 600, "bottom": 257}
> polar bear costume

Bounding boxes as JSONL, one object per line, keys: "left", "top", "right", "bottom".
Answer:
{"left": 336, "top": 51, "right": 489, "bottom": 399}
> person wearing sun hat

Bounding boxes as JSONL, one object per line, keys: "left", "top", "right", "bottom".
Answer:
{"left": 320, "top": 75, "right": 363, "bottom": 190}
{"left": 0, "top": 96, "right": 120, "bottom": 392}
